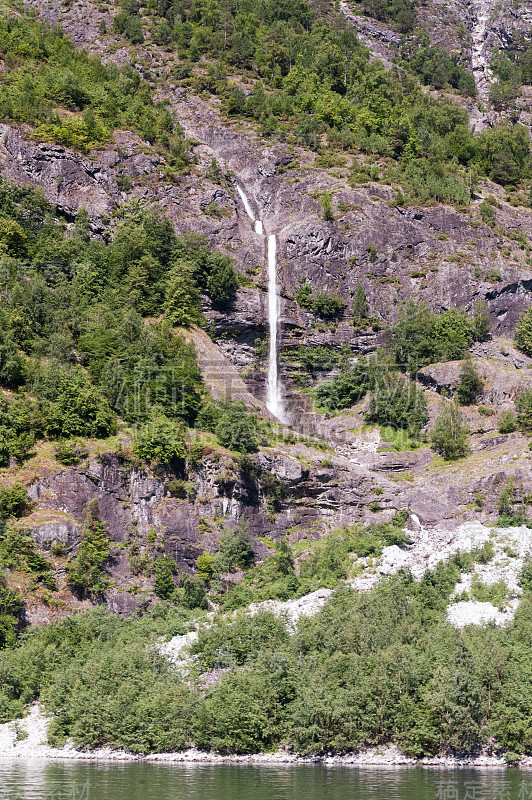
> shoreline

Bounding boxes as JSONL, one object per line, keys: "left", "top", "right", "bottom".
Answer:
{"left": 0, "top": 749, "right": 528, "bottom": 768}
{"left": 0, "top": 703, "right": 532, "bottom": 769}
{"left": 0, "top": 707, "right": 529, "bottom": 768}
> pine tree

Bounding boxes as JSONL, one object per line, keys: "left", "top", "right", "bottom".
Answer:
{"left": 456, "top": 358, "right": 483, "bottom": 405}
{"left": 154, "top": 555, "right": 176, "bottom": 600}
{"left": 66, "top": 500, "right": 110, "bottom": 598}
{"left": 473, "top": 299, "right": 490, "bottom": 342}
{"left": 515, "top": 307, "right": 532, "bottom": 356}
{"left": 352, "top": 283, "right": 368, "bottom": 329}
{"left": 431, "top": 400, "right": 469, "bottom": 460}
{"left": 321, "top": 192, "right": 334, "bottom": 221}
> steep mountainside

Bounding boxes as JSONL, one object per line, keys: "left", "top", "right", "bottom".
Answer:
{"left": 0, "top": 0, "right": 530, "bottom": 612}
{"left": 3, "top": 0, "right": 532, "bottom": 762}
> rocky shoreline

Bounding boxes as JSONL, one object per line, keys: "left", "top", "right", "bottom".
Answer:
{"left": 0, "top": 706, "right": 528, "bottom": 768}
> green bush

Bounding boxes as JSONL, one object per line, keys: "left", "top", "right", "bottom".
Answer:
{"left": 197, "top": 398, "right": 259, "bottom": 453}
{"left": 0, "top": 484, "right": 31, "bottom": 520}
{"left": 133, "top": 413, "right": 186, "bottom": 465}
{"left": 456, "top": 359, "right": 483, "bottom": 405}
{"left": 431, "top": 401, "right": 469, "bottom": 460}
{"left": 515, "top": 308, "right": 532, "bottom": 356}
{"left": 391, "top": 301, "right": 474, "bottom": 370}
{"left": 365, "top": 375, "right": 428, "bottom": 433}
{"left": 498, "top": 410, "right": 518, "bottom": 434}
{"left": 66, "top": 500, "right": 110, "bottom": 599}
{"left": 516, "top": 389, "right": 532, "bottom": 431}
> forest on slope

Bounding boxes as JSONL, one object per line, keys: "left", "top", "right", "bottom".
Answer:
{"left": 1, "top": 0, "right": 532, "bottom": 762}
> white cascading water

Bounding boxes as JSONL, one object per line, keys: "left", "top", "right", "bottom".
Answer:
{"left": 266, "top": 234, "right": 284, "bottom": 421}
{"left": 236, "top": 185, "right": 263, "bottom": 235}
{"left": 236, "top": 185, "right": 284, "bottom": 422}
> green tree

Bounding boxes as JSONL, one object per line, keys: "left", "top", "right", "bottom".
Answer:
{"left": 133, "top": 413, "right": 186, "bottom": 465}
{"left": 0, "top": 577, "right": 25, "bottom": 648}
{"left": 205, "top": 253, "right": 238, "bottom": 305}
{"left": 498, "top": 478, "right": 515, "bottom": 516}
{"left": 197, "top": 399, "right": 258, "bottom": 453}
{"left": 516, "top": 388, "right": 532, "bottom": 431}
{"left": 391, "top": 301, "right": 473, "bottom": 370}
{"left": 181, "top": 573, "right": 207, "bottom": 609}
{"left": 36, "top": 365, "right": 116, "bottom": 439}
{"left": 67, "top": 500, "right": 110, "bottom": 598}
{"left": 164, "top": 261, "right": 201, "bottom": 326}
{"left": 214, "top": 518, "right": 255, "bottom": 573}
{"left": 366, "top": 375, "right": 428, "bottom": 433}
{"left": 515, "top": 307, "right": 532, "bottom": 356}
{"left": 0, "top": 326, "right": 25, "bottom": 390}
{"left": 431, "top": 400, "right": 469, "bottom": 460}
{"left": 321, "top": 192, "right": 334, "bottom": 221}
{"left": 0, "top": 217, "right": 27, "bottom": 256}
{"left": 0, "top": 484, "right": 31, "bottom": 520}
{"left": 473, "top": 299, "right": 491, "bottom": 342}
{"left": 312, "top": 291, "right": 347, "bottom": 319}
{"left": 456, "top": 359, "right": 483, "bottom": 405}
{"left": 273, "top": 538, "right": 294, "bottom": 575}
{"left": 352, "top": 283, "right": 368, "bottom": 329}
{"left": 498, "top": 410, "right": 518, "bottom": 434}
{"left": 154, "top": 555, "right": 176, "bottom": 600}
{"left": 477, "top": 124, "right": 530, "bottom": 185}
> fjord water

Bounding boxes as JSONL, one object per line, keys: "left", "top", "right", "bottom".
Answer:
{"left": 1, "top": 761, "right": 531, "bottom": 800}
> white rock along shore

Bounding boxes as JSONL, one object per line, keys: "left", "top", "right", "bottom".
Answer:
{"left": 5, "top": 522, "right": 532, "bottom": 767}
{"left": 0, "top": 705, "right": 531, "bottom": 767}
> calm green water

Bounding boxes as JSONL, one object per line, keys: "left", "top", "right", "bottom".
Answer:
{"left": 0, "top": 761, "right": 531, "bottom": 800}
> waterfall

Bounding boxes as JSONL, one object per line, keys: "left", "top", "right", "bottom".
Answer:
{"left": 236, "top": 185, "right": 285, "bottom": 422}
{"left": 266, "top": 234, "right": 284, "bottom": 422}
{"left": 236, "top": 185, "right": 263, "bottom": 235}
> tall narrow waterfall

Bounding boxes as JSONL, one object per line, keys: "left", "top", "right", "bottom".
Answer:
{"left": 236, "top": 185, "right": 285, "bottom": 422}
{"left": 266, "top": 234, "right": 284, "bottom": 421}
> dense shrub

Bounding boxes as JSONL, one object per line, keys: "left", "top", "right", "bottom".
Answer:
{"left": 391, "top": 301, "right": 474, "bottom": 370}
{"left": 197, "top": 398, "right": 259, "bottom": 453}
{"left": 431, "top": 401, "right": 469, "bottom": 460}
{"left": 133, "top": 413, "right": 186, "bottom": 465}
{"left": 66, "top": 500, "right": 110, "bottom": 599}
{"left": 295, "top": 282, "right": 347, "bottom": 319}
{"left": 456, "top": 359, "right": 483, "bottom": 405}
{"left": 0, "top": 484, "right": 31, "bottom": 520}
{"left": 515, "top": 307, "right": 532, "bottom": 356}
{"left": 365, "top": 375, "right": 428, "bottom": 433}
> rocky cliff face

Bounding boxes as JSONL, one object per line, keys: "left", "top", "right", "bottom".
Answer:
{"left": 4, "top": 0, "right": 532, "bottom": 619}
